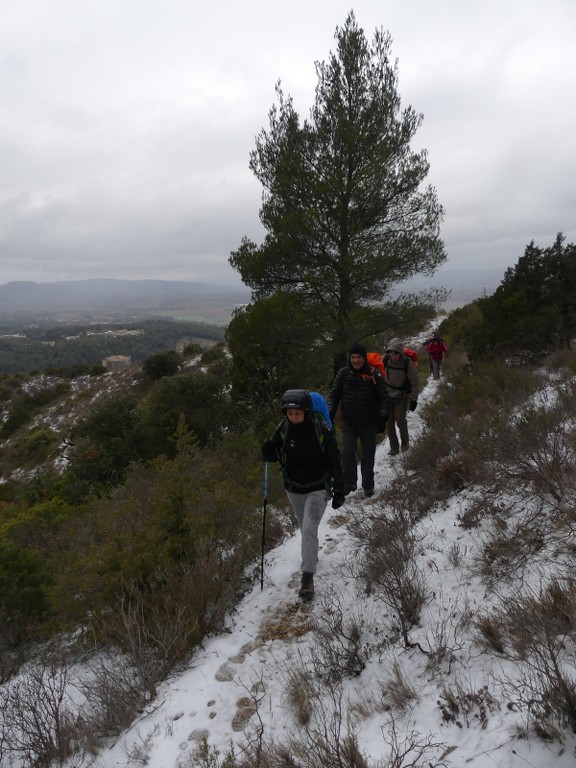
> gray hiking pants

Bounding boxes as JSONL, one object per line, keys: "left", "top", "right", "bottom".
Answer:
{"left": 286, "top": 489, "right": 329, "bottom": 574}
{"left": 388, "top": 396, "right": 409, "bottom": 451}
{"left": 431, "top": 358, "right": 442, "bottom": 379}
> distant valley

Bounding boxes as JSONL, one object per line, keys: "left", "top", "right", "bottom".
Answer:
{"left": 0, "top": 278, "right": 251, "bottom": 324}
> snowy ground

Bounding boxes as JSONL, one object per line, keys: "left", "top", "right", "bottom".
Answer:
{"left": 92, "top": 374, "right": 576, "bottom": 768}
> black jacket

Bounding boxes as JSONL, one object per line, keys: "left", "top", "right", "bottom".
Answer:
{"left": 267, "top": 416, "right": 343, "bottom": 495}
{"left": 328, "top": 360, "right": 389, "bottom": 428}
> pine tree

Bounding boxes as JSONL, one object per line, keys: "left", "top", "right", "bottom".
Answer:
{"left": 230, "top": 12, "right": 446, "bottom": 367}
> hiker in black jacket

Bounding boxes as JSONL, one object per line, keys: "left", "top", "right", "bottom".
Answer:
{"left": 327, "top": 344, "right": 389, "bottom": 499}
{"left": 261, "top": 390, "right": 344, "bottom": 599}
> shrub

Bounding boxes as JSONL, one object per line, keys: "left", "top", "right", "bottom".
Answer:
{"left": 352, "top": 503, "right": 427, "bottom": 647}
{"left": 5, "top": 427, "right": 59, "bottom": 466}
{"left": 476, "top": 580, "right": 576, "bottom": 733}
{"left": 49, "top": 432, "right": 263, "bottom": 650}
{"left": 0, "top": 539, "right": 51, "bottom": 650}
{"left": 141, "top": 350, "right": 182, "bottom": 380}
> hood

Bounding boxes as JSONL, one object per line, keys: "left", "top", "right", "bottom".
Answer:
{"left": 386, "top": 338, "right": 404, "bottom": 355}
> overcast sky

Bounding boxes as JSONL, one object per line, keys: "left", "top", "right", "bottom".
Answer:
{"left": 1, "top": 0, "right": 575, "bottom": 287}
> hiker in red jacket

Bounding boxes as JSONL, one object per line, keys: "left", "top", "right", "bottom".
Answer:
{"left": 426, "top": 332, "right": 448, "bottom": 380}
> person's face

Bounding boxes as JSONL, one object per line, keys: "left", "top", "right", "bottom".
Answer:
{"left": 286, "top": 408, "right": 305, "bottom": 424}
{"left": 388, "top": 351, "right": 401, "bottom": 362}
{"left": 350, "top": 353, "right": 365, "bottom": 369}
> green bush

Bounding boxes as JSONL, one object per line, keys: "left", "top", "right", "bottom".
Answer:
{"left": 0, "top": 539, "right": 52, "bottom": 647}
{"left": 142, "top": 350, "right": 182, "bottom": 380}
{"left": 49, "top": 432, "right": 264, "bottom": 653}
{"left": 5, "top": 427, "right": 59, "bottom": 466}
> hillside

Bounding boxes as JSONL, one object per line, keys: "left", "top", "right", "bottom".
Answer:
{"left": 84, "top": 369, "right": 576, "bottom": 768}
{"left": 1, "top": 334, "right": 576, "bottom": 768}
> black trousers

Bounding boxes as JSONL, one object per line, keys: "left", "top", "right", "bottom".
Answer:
{"left": 342, "top": 421, "right": 376, "bottom": 492}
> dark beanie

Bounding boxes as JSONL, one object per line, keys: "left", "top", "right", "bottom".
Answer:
{"left": 349, "top": 343, "right": 367, "bottom": 360}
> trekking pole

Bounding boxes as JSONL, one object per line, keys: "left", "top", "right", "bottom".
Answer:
{"left": 260, "top": 461, "right": 269, "bottom": 591}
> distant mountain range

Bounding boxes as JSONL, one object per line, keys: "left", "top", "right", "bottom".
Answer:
{"left": 0, "top": 279, "right": 252, "bottom": 322}
{"left": 0, "top": 269, "right": 504, "bottom": 322}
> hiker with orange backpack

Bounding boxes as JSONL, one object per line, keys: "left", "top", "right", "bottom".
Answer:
{"left": 382, "top": 338, "right": 420, "bottom": 456}
{"left": 327, "top": 343, "right": 389, "bottom": 499}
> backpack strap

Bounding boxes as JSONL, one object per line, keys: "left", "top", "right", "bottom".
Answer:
{"left": 278, "top": 415, "right": 327, "bottom": 462}
{"left": 360, "top": 365, "right": 377, "bottom": 385}
{"left": 383, "top": 355, "right": 411, "bottom": 392}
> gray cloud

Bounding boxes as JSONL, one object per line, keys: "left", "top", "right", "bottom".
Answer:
{"left": 1, "top": 0, "right": 575, "bottom": 286}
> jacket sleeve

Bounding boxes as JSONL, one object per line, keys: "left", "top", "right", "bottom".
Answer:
{"left": 374, "top": 369, "right": 390, "bottom": 419}
{"left": 407, "top": 361, "right": 420, "bottom": 399}
{"left": 327, "top": 367, "right": 345, "bottom": 416}
{"left": 322, "top": 425, "right": 344, "bottom": 493}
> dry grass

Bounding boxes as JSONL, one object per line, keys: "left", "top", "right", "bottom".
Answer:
{"left": 475, "top": 580, "right": 576, "bottom": 733}
{"left": 351, "top": 502, "right": 427, "bottom": 648}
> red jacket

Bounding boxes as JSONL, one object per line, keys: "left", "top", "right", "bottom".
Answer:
{"left": 426, "top": 339, "right": 448, "bottom": 361}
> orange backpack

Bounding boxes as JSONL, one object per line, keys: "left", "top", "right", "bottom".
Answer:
{"left": 403, "top": 347, "right": 419, "bottom": 368}
{"left": 366, "top": 352, "right": 385, "bottom": 376}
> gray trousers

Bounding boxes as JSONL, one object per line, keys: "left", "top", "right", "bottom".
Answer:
{"left": 286, "top": 489, "right": 328, "bottom": 574}
{"left": 431, "top": 358, "right": 442, "bottom": 379}
{"left": 388, "top": 396, "right": 409, "bottom": 451}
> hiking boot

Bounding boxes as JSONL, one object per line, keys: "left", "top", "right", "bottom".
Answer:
{"left": 401, "top": 442, "right": 409, "bottom": 452}
{"left": 298, "top": 572, "right": 314, "bottom": 599}
{"left": 389, "top": 448, "right": 399, "bottom": 456}
{"left": 344, "top": 485, "right": 357, "bottom": 495}
{"left": 363, "top": 487, "right": 374, "bottom": 498}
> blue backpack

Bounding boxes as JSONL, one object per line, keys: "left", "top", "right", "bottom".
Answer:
{"left": 309, "top": 391, "right": 333, "bottom": 429}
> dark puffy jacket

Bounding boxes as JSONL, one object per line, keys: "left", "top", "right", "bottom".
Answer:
{"left": 328, "top": 360, "right": 389, "bottom": 429}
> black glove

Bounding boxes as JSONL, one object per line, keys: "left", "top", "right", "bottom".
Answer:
{"left": 261, "top": 439, "right": 279, "bottom": 463}
{"left": 377, "top": 416, "right": 388, "bottom": 433}
{"left": 409, "top": 400, "right": 418, "bottom": 412}
{"left": 332, "top": 490, "right": 346, "bottom": 510}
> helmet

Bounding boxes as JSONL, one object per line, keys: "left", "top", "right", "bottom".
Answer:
{"left": 281, "top": 389, "right": 310, "bottom": 413}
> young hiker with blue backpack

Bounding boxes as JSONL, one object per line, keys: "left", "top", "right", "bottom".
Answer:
{"left": 261, "top": 389, "right": 344, "bottom": 600}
